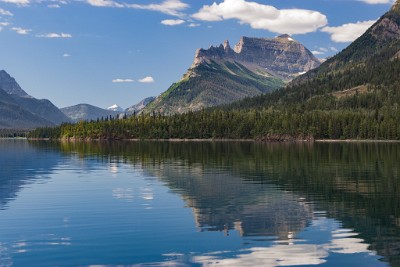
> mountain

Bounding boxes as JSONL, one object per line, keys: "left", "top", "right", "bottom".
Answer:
{"left": 145, "top": 35, "right": 320, "bottom": 115}
{"left": 0, "top": 87, "right": 54, "bottom": 129}
{"left": 61, "top": 104, "right": 121, "bottom": 122}
{"left": 10, "top": 95, "right": 71, "bottom": 126}
{"left": 27, "top": 1, "right": 400, "bottom": 141}
{"left": 107, "top": 104, "right": 124, "bottom": 112}
{"left": 228, "top": 0, "right": 400, "bottom": 112}
{"left": 0, "top": 70, "right": 29, "bottom": 97}
{"left": 0, "top": 70, "right": 70, "bottom": 129}
{"left": 287, "top": 0, "right": 400, "bottom": 97}
{"left": 125, "top": 96, "right": 155, "bottom": 115}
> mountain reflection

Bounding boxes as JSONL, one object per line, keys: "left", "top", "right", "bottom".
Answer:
{"left": 24, "top": 140, "right": 400, "bottom": 266}
{"left": 0, "top": 140, "right": 62, "bottom": 209}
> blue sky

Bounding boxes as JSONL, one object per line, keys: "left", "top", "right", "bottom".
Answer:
{"left": 0, "top": 0, "right": 394, "bottom": 109}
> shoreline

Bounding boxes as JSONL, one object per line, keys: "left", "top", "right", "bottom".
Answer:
{"left": 21, "top": 137, "right": 400, "bottom": 143}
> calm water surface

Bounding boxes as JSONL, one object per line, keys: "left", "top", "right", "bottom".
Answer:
{"left": 0, "top": 140, "right": 399, "bottom": 266}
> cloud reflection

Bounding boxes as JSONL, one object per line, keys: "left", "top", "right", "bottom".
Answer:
{"left": 112, "top": 188, "right": 134, "bottom": 201}
{"left": 190, "top": 218, "right": 375, "bottom": 266}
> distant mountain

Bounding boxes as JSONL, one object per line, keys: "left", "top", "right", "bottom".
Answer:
{"left": 145, "top": 35, "right": 320, "bottom": 114}
{"left": 107, "top": 104, "right": 124, "bottom": 112}
{"left": 0, "top": 70, "right": 29, "bottom": 97}
{"left": 0, "top": 87, "right": 53, "bottom": 129}
{"left": 0, "top": 70, "right": 70, "bottom": 129}
{"left": 125, "top": 97, "right": 155, "bottom": 115}
{"left": 61, "top": 104, "right": 120, "bottom": 122}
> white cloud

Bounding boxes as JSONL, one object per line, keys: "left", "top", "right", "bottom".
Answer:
{"left": 86, "top": 0, "right": 123, "bottom": 8}
{"left": 48, "top": 4, "right": 60, "bottom": 8}
{"left": 188, "top": 23, "right": 200, "bottom": 27}
{"left": 138, "top": 76, "right": 155, "bottom": 83}
{"left": 11, "top": 27, "right": 31, "bottom": 35}
{"left": 192, "top": 0, "right": 327, "bottom": 35}
{"left": 330, "top": 46, "right": 338, "bottom": 52}
{"left": 161, "top": 19, "right": 185, "bottom": 26}
{"left": 126, "top": 0, "right": 189, "bottom": 17}
{"left": 0, "top": 0, "right": 29, "bottom": 5}
{"left": 359, "top": 0, "right": 394, "bottom": 4}
{"left": 322, "top": 20, "right": 376, "bottom": 42}
{"left": 36, "top": 32, "right": 72, "bottom": 38}
{"left": 312, "top": 50, "right": 324, "bottom": 55}
{"left": 112, "top": 78, "right": 134, "bottom": 83}
{"left": 63, "top": 53, "right": 71, "bottom": 57}
{"left": 0, "top": 22, "right": 10, "bottom": 26}
{"left": 0, "top": 8, "right": 13, "bottom": 16}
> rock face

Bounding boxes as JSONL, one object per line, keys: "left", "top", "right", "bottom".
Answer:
{"left": 193, "top": 35, "right": 320, "bottom": 80}
{"left": 0, "top": 70, "right": 71, "bottom": 129}
{"left": 0, "top": 70, "right": 29, "bottom": 97}
{"left": 145, "top": 35, "right": 320, "bottom": 115}
{"left": 61, "top": 104, "right": 120, "bottom": 122}
{"left": 125, "top": 96, "right": 155, "bottom": 116}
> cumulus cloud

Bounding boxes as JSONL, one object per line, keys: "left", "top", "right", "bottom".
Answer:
{"left": 192, "top": 0, "right": 327, "bottom": 35}
{"left": 312, "top": 50, "right": 324, "bottom": 55}
{"left": 63, "top": 53, "right": 71, "bottom": 57}
{"left": 0, "top": 8, "right": 13, "bottom": 16}
{"left": 0, "top": 22, "right": 9, "bottom": 31}
{"left": 48, "top": 4, "right": 60, "bottom": 8}
{"left": 11, "top": 27, "right": 31, "bottom": 35}
{"left": 112, "top": 78, "right": 134, "bottom": 83}
{"left": 188, "top": 23, "right": 200, "bottom": 27}
{"left": 0, "top": 0, "right": 30, "bottom": 5}
{"left": 161, "top": 19, "right": 185, "bottom": 26}
{"left": 126, "top": 0, "right": 189, "bottom": 17}
{"left": 359, "top": 0, "right": 394, "bottom": 4}
{"left": 36, "top": 32, "right": 72, "bottom": 38}
{"left": 321, "top": 20, "right": 376, "bottom": 42}
{"left": 138, "top": 76, "right": 155, "bottom": 83}
{"left": 86, "top": 0, "right": 123, "bottom": 8}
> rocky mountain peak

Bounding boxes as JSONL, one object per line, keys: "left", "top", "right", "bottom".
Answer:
{"left": 192, "top": 36, "right": 320, "bottom": 80}
{"left": 233, "top": 37, "right": 245, "bottom": 53}
{"left": 107, "top": 104, "right": 124, "bottom": 112}
{"left": 223, "top": 40, "right": 231, "bottom": 52}
{"left": 391, "top": 0, "right": 400, "bottom": 12}
{"left": 0, "top": 70, "right": 30, "bottom": 97}
{"left": 370, "top": 1, "right": 400, "bottom": 41}
{"left": 276, "top": 34, "right": 295, "bottom": 41}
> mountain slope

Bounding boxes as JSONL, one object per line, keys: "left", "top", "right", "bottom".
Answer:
{"left": 287, "top": 1, "right": 400, "bottom": 97}
{"left": 0, "top": 70, "right": 29, "bottom": 97}
{"left": 125, "top": 96, "right": 155, "bottom": 116}
{"left": 61, "top": 104, "right": 120, "bottom": 122}
{"left": 0, "top": 70, "right": 70, "bottom": 129}
{"left": 0, "top": 88, "right": 53, "bottom": 129}
{"left": 227, "top": 0, "right": 400, "bottom": 111}
{"left": 145, "top": 35, "right": 320, "bottom": 115}
{"left": 11, "top": 95, "right": 71, "bottom": 125}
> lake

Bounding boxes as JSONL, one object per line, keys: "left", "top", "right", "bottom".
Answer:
{"left": 0, "top": 140, "right": 399, "bottom": 266}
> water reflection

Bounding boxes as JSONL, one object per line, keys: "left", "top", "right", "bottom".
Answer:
{"left": 3, "top": 140, "right": 400, "bottom": 266}
{"left": 192, "top": 217, "right": 377, "bottom": 267}
{"left": 0, "top": 140, "right": 62, "bottom": 209}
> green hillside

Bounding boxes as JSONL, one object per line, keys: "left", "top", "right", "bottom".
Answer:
{"left": 145, "top": 60, "right": 284, "bottom": 114}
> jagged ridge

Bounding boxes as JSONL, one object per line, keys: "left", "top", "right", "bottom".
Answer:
{"left": 145, "top": 35, "right": 320, "bottom": 115}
